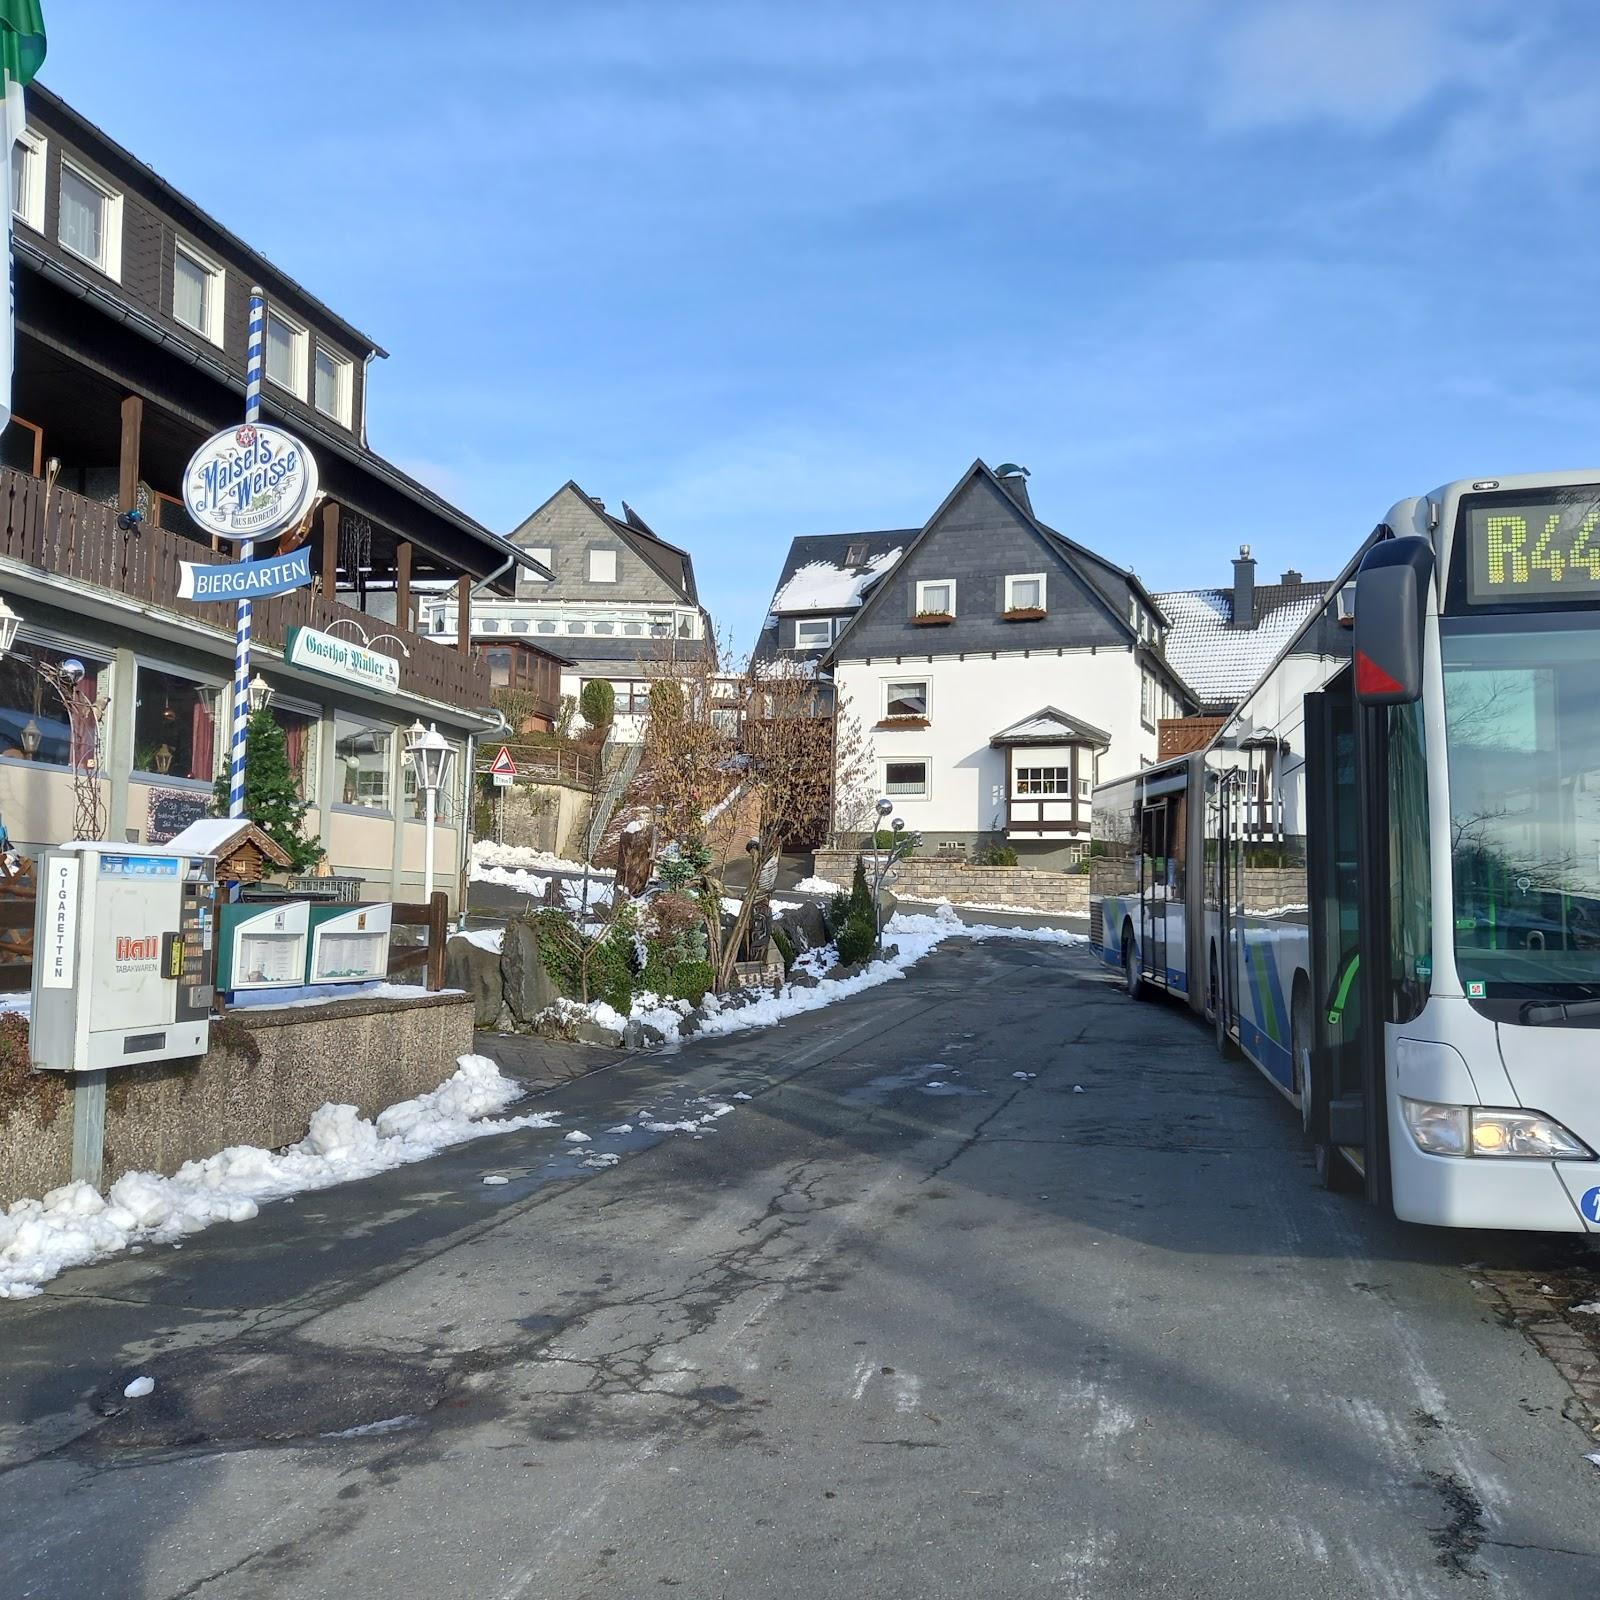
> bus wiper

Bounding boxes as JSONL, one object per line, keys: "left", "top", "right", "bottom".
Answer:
{"left": 1519, "top": 997, "right": 1600, "bottom": 1025}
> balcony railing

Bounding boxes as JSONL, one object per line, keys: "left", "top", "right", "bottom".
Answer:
{"left": 0, "top": 468, "right": 490, "bottom": 710}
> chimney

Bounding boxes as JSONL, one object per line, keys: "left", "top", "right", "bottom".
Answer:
{"left": 1232, "top": 544, "right": 1256, "bottom": 629}
{"left": 1281, "top": 568, "right": 1302, "bottom": 586}
{"left": 994, "top": 463, "right": 1033, "bottom": 514}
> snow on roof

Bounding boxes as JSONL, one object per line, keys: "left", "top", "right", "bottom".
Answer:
{"left": 771, "top": 545, "right": 903, "bottom": 613}
{"left": 163, "top": 817, "right": 251, "bottom": 855}
{"left": 1156, "top": 582, "right": 1327, "bottom": 706}
{"left": 990, "top": 706, "right": 1111, "bottom": 747}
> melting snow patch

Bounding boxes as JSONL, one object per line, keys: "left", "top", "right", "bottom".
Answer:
{"left": 732, "top": 1092, "right": 753, "bottom": 1101}
{"left": 323, "top": 1415, "right": 420, "bottom": 1440}
{"left": 1073, "top": 1085, "right": 1086, "bottom": 1094}
{"left": 605, "top": 1124, "right": 633, "bottom": 1135}
{"left": 582, "top": 1152, "right": 621, "bottom": 1169}
{"left": 482, "top": 1174, "right": 510, "bottom": 1186}
{"left": 0, "top": 1056, "right": 554, "bottom": 1299}
{"left": 563, "top": 1131, "right": 592, "bottom": 1144}
{"left": 1572, "top": 1301, "right": 1600, "bottom": 1315}
{"left": 1012, "top": 1072, "right": 1036, "bottom": 1080}
{"left": 123, "top": 1376, "right": 155, "bottom": 1399}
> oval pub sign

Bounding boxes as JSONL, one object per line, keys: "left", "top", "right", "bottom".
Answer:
{"left": 182, "top": 422, "right": 319, "bottom": 543}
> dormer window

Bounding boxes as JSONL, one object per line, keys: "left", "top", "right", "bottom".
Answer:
{"left": 794, "top": 617, "right": 832, "bottom": 650}
{"left": 59, "top": 159, "right": 122, "bottom": 280}
{"left": 314, "top": 346, "right": 353, "bottom": 426}
{"left": 266, "top": 309, "right": 308, "bottom": 397}
{"left": 845, "top": 542, "right": 868, "bottom": 566}
{"left": 173, "top": 241, "right": 224, "bottom": 345}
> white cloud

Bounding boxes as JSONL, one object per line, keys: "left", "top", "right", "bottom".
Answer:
{"left": 1209, "top": 0, "right": 1479, "bottom": 130}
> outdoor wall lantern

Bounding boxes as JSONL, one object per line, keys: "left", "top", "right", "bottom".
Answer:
{"left": 153, "top": 744, "right": 173, "bottom": 774}
{"left": 406, "top": 720, "right": 455, "bottom": 902}
{"left": 19, "top": 718, "right": 40, "bottom": 758}
{"left": 0, "top": 597, "right": 22, "bottom": 661}
{"left": 247, "top": 673, "right": 274, "bottom": 714}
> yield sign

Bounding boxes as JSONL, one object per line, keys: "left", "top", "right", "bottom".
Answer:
{"left": 489, "top": 745, "right": 517, "bottom": 778}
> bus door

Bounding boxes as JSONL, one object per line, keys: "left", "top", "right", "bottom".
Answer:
{"left": 1304, "top": 678, "right": 1375, "bottom": 1186}
{"left": 1140, "top": 797, "right": 1168, "bottom": 986}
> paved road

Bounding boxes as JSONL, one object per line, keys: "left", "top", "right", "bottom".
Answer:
{"left": 3, "top": 939, "right": 1598, "bottom": 1599}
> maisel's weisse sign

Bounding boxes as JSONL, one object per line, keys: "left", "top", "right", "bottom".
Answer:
{"left": 1465, "top": 486, "right": 1600, "bottom": 606}
{"left": 182, "top": 422, "right": 320, "bottom": 544}
{"left": 177, "top": 545, "right": 312, "bottom": 602}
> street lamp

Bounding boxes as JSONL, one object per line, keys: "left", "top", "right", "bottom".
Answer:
{"left": 869, "top": 802, "right": 917, "bottom": 951}
{"left": 406, "top": 720, "right": 454, "bottom": 902}
{"left": 247, "top": 672, "right": 274, "bottom": 714}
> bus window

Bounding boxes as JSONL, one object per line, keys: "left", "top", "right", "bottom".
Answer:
{"left": 1387, "top": 701, "right": 1431, "bottom": 1022}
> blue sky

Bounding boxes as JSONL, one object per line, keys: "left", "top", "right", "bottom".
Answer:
{"left": 41, "top": 1, "right": 1600, "bottom": 647}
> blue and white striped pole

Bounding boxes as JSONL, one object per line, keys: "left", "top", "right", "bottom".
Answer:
{"left": 227, "top": 286, "right": 266, "bottom": 817}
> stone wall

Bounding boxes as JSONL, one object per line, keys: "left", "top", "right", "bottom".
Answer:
{"left": 0, "top": 993, "right": 474, "bottom": 1207}
{"left": 490, "top": 781, "right": 592, "bottom": 855}
{"left": 812, "top": 850, "right": 1088, "bottom": 915}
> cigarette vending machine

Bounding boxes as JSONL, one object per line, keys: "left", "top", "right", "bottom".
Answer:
{"left": 30, "top": 842, "right": 216, "bottom": 1072}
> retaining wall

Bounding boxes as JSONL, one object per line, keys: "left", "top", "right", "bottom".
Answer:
{"left": 812, "top": 850, "right": 1089, "bottom": 915}
{"left": 0, "top": 992, "right": 474, "bottom": 1208}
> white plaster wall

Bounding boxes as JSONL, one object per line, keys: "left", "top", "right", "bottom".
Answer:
{"left": 835, "top": 649, "right": 1154, "bottom": 834}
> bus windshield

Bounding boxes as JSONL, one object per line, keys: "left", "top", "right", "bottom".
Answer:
{"left": 1442, "top": 617, "right": 1600, "bottom": 996}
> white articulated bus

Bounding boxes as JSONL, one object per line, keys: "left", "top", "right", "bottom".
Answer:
{"left": 1091, "top": 473, "right": 1600, "bottom": 1232}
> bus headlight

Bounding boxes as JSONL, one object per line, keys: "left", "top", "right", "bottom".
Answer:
{"left": 1469, "top": 1109, "right": 1594, "bottom": 1160}
{"left": 1401, "top": 1099, "right": 1467, "bottom": 1155}
{"left": 1401, "top": 1099, "right": 1595, "bottom": 1160}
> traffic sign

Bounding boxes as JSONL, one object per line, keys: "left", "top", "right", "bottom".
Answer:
{"left": 489, "top": 745, "right": 517, "bottom": 779}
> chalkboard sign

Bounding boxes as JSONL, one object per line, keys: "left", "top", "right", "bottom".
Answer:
{"left": 146, "top": 787, "right": 212, "bottom": 845}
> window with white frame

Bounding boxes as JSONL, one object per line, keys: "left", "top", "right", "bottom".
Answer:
{"left": 915, "top": 579, "right": 955, "bottom": 616}
{"left": 1005, "top": 573, "right": 1046, "bottom": 612}
{"left": 266, "top": 308, "right": 308, "bottom": 396}
{"left": 884, "top": 759, "right": 928, "bottom": 798}
{"left": 10, "top": 128, "right": 44, "bottom": 233}
{"left": 883, "top": 679, "right": 928, "bottom": 720}
{"left": 1140, "top": 671, "right": 1153, "bottom": 728}
{"left": 588, "top": 548, "right": 617, "bottom": 583}
{"left": 173, "top": 241, "right": 224, "bottom": 344}
{"left": 58, "top": 159, "right": 121, "bottom": 279}
{"left": 314, "top": 345, "right": 352, "bottom": 425}
{"left": 1078, "top": 774, "right": 1091, "bottom": 798}
{"left": 1016, "top": 766, "right": 1071, "bottom": 795}
{"left": 794, "top": 617, "right": 832, "bottom": 650}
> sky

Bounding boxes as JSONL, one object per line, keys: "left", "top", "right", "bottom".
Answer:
{"left": 39, "top": 0, "right": 1600, "bottom": 650}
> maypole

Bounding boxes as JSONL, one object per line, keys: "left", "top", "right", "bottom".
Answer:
{"left": 227, "top": 287, "right": 266, "bottom": 817}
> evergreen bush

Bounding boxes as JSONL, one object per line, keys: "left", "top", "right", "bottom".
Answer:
{"left": 667, "top": 960, "right": 715, "bottom": 1006}
{"left": 579, "top": 678, "right": 615, "bottom": 729}
{"left": 211, "top": 707, "right": 321, "bottom": 871}
{"left": 836, "top": 914, "right": 876, "bottom": 966}
{"left": 771, "top": 925, "right": 795, "bottom": 972}
{"left": 849, "top": 856, "right": 873, "bottom": 920}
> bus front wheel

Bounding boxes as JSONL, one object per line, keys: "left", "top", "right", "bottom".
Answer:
{"left": 1122, "top": 928, "right": 1147, "bottom": 1002}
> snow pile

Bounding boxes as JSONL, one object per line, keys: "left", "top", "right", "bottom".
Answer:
{"left": 458, "top": 926, "right": 505, "bottom": 953}
{"left": 551, "top": 907, "right": 1082, "bottom": 1046}
{"left": 794, "top": 875, "right": 842, "bottom": 894}
{"left": 471, "top": 864, "right": 551, "bottom": 895}
{"left": 471, "top": 841, "right": 613, "bottom": 878}
{"left": 0, "top": 1055, "right": 555, "bottom": 1300}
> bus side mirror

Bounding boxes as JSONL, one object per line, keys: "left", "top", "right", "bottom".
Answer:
{"left": 1352, "top": 535, "right": 1434, "bottom": 705}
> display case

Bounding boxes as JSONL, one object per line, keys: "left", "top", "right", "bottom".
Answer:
{"left": 215, "top": 899, "right": 310, "bottom": 992}
{"left": 306, "top": 901, "right": 392, "bottom": 984}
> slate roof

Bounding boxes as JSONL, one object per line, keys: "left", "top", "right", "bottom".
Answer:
{"left": 990, "top": 706, "right": 1112, "bottom": 748}
{"left": 1155, "top": 576, "right": 1330, "bottom": 709}
{"left": 751, "top": 529, "right": 916, "bottom": 667}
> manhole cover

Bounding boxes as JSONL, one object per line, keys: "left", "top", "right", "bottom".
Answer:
{"left": 90, "top": 1341, "right": 447, "bottom": 1447}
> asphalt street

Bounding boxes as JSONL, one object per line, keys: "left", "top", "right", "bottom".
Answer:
{"left": 2, "top": 937, "right": 1598, "bottom": 1599}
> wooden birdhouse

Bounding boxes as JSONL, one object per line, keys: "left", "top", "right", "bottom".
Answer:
{"left": 162, "top": 817, "right": 295, "bottom": 887}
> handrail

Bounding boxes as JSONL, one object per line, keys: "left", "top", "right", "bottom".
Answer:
{"left": 0, "top": 468, "right": 491, "bottom": 710}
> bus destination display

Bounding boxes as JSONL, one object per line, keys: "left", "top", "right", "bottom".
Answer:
{"left": 1465, "top": 490, "right": 1600, "bottom": 605}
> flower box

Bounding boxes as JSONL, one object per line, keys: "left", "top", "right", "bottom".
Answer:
{"left": 875, "top": 716, "right": 930, "bottom": 730}
{"left": 1001, "top": 606, "right": 1046, "bottom": 622}
{"left": 912, "top": 611, "right": 954, "bottom": 626}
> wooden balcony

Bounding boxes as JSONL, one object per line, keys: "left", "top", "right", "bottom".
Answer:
{"left": 0, "top": 468, "right": 491, "bottom": 710}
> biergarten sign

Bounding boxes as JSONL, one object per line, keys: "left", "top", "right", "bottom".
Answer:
{"left": 182, "top": 422, "right": 320, "bottom": 543}
{"left": 178, "top": 545, "right": 312, "bottom": 602}
{"left": 285, "top": 624, "right": 402, "bottom": 693}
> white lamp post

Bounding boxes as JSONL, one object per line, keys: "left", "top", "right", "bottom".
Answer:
{"left": 406, "top": 720, "right": 454, "bottom": 902}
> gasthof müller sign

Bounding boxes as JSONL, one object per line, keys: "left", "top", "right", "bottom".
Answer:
{"left": 182, "top": 422, "right": 320, "bottom": 542}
